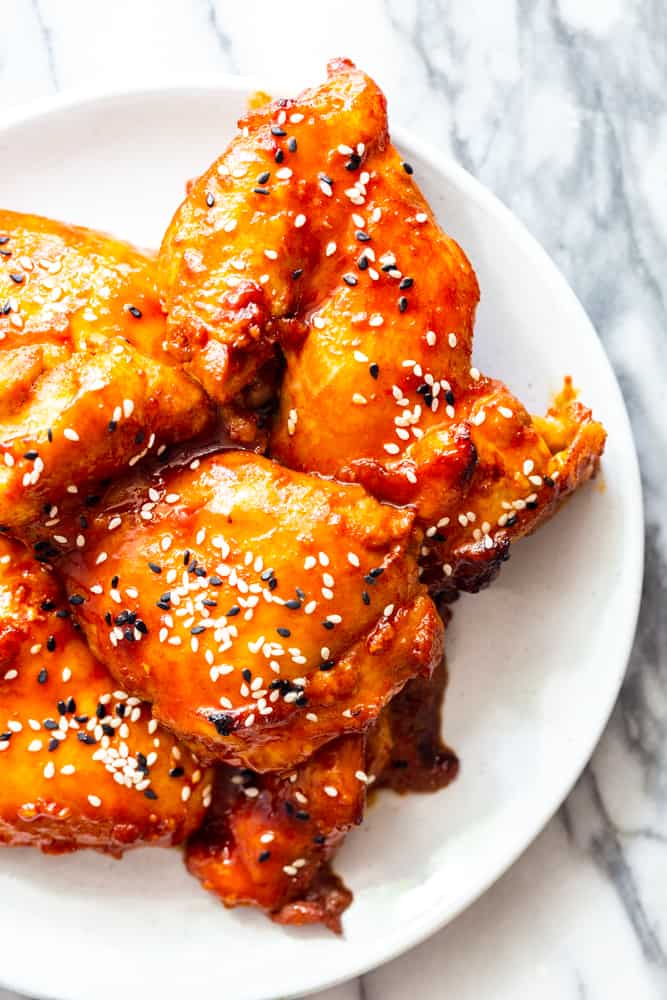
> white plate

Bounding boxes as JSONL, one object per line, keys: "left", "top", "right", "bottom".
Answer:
{"left": 0, "top": 80, "right": 643, "bottom": 1000}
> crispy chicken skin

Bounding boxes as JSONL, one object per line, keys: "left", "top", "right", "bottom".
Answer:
{"left": 60, "top": 450, "right": 444, "bottom": 772}
{"left": 0, "top": 535, "right": 210, "bottom": 855}
{"left": 158, "top": 59, "right": 605, "bottom": 593}
{"left": 0, "top": 211, "right": 214, "bottom": 533}
{"left": 187, "top": 733, "right": 370, "bottom": 933}
{"left": 186, "top": 659, "right": 457, "bottom": 931}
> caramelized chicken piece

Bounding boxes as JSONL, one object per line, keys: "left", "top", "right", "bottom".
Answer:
{"left": 0, "top": 211, "right": 214, "bottom": 533}
{"left": 186, "top": 658, "right": 458, "bottom": 930}
{"left": 61, "top": 450, "right": 443, "bottom": 771}
{"left": 187, "top": 733, "right": 369, "bottom": 933}
{"left": 0, "top": 535, "right": 210, "bottom": 854}
{"left": 158, "top": 59, "right": 605, "bottom": 594}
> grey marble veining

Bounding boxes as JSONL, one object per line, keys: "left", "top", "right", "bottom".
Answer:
{"left": 0, "top": 1, "right": 665, "bottom": 997}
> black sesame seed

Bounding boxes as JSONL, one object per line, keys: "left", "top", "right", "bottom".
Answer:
{"left": 23, "top": 450, "right": 38, "bottom": 461}
{"left": 144, "top": 788, "right": 158, "bottom": 800}
{"left": 295, "top": 588, "right": 306, "bottom": 601}
{"left": 322, "top": 620, "right": 334, "bottom": 630}
{"left": 319, "top": 172, "right": 333, "bottom": 185}
{"left": 544, "top": 476, "right": 556, "bottom": 488}
{"left": 190, "top": 625, "right": 206, "bottom": 635}
{"left": 209, "top": 712, "right": 234, "bottom": 736}
{"left": 319, "top": 659, "right": 335, "bottom": 671}
{"left": 46, "top": 635, "right": 56, "bottom": 652}
{"left": 242, "top": 668, "right": 252, "bottom": 682}
{"left": 295, "top": 810, "right": 310, "bottom": 822}
{"left": 445, "top": 390, "right": 455, "bottom": 406}
{"left": 66, "top": 697, "right": 76, "bottom": 714}
{"left": 75, "top": 714, "right": 89, "bottom": 724}
{"left": 226, "top": 605, "right": 240, "bottom": 616}
{"left": 135, "top": 619, "right": 148, "bottom": 635}
{"left": 369, "top": 363, "right": 379, "bottom": 379}
{"left": 169, "top": 766, "right": 185, "bottom": 778}
{"left": 0, "top": 236, "right": 8, "bottom": 244}
{"left": 287, "top": 136, "right": 297, "bottom": 152}
{"left": 95, "top": 704, "right": 107, "bottom": 720}
{"left": 277, "top": 627, "right": 291, "bottom": 638}
{"left": 55, "top": 609, "right": 70, "bottom": 620}
{"left": 209, "top": 575, "right": 223, "bottom": 587}
{"left": 148, "top": 562, "right": 162, "bottom": 574}
{"left": 402, "top": 161, "right": 414, "bottom": 174}
{"left": 258, "top": 850, "right": 271, "bottom": 863}
{"left": 102, "top": 724, "right": 114, "bottom": 736}
{"left": 260, "top": 569, "right": 274, "bottom": 581}
{"left": 358, "top": 255, "right": 369, "bottom": 271}
{"left": 268, "top": 578, "right": 278, "bottom": 590}
{"left": 108, "top": 420, "right": 117, "bottom": 433}
{"left": 257, "top": 171, "right": 270, "bottom": 184}
{"left": 194, "top": 566, "right": 207, "bottom": 578}
{"left": 37, "top": 668, "right": 48, "bottom": 684}
{"left": 47, "top": 428, "right": 53, "bottom": 442}
{"left": 41, "top": 599, "right": 55, "bottom": 611}
{"left": 271, "top": 125, "right": 286, "bottom": 137}
{"left": 134, "top": 430, "right": 145, "bottom": 445}
{"left": 123, "top": 628, "right": 135, "bottom": 643}
{"left": 291, "top": 268, "right": 303, "bottom": 279}
{"left": 9, "top": 272, "right": 24, "bottom": 284}
{"left": 48, "top": 738, "right": 59, "bottom": 752}
{"left": 285, "top": 599, "right": 301, "bottom": 610}
{"left": 111, "top": 576, "right": 119, "bottom": 589}
{"left": 43, "top": 719, "right": 58, "bottom": 731}
{"left": 398, "top": 296, "right": 408, "bottom": 313}
{"left": 274, "top": 148, "right": 284, "bottom": 163}
{"left": 369, "top": 567, "right": 384, "bottom": 578}
{"left": 362, "top": 591, "right": 370, "bottom": 605}
{"left": 128, "top": 305, "right": 142, "bottom": 319}
{"left": 68, "top": 594, "right": 85, "bottom": 606}
{"left": 356, "top": 230, "right": 371, "bottom": 242}
{"left": 343, "top": 273, "right": 358, "bottom": 287}
{"left": 202, "top": 599, "right": 217, "bottom": 608}
{"left": 77, "top": 732, "right": 96, "bottom": 745}
{"left": 253, "top": 187, "right": 270, "bottom": 196}
{"left": 313, "top": 834, "right": 326, "bottom": 845}
{"left": 345, "top": 155, "right": 361, "bottom": 171}
{"left": 399, "top": 277, "right": 413, "bottom": 290}
{"left": 526, "top": 500, "right": 539, "bottom": 510}
{"left": 284, "top": 801, "right": 295, "bottom": 816}
{"left": 206, "top": 192, "right": 216, "bottom": 207}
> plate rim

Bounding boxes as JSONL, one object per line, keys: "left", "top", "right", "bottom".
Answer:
{"left": 0, "top": 76, "right": 645, "bottom": 1000}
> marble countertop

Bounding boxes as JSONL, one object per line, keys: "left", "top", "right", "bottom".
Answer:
{"left": 1, "top": 1, "right": 665, "bottom": 998}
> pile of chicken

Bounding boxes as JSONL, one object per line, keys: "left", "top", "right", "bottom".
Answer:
{"left": 0, "top": 59, "right": 605, "bottom": 932}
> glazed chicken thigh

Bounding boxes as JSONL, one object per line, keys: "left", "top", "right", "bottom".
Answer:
{"left": 158, "top": 59, "right": 605, "bottom": 595}
{"left": 61, "top": 450, "right": 443, "bottom": 772}
{"left": 0, "top": 211, "right": 214, "bottom": 534}
{"left": 0, "top": 535, "right": 210, "bottom": 854}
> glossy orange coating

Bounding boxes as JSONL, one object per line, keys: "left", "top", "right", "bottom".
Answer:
{"left": 0, "top": 210, "right": 214, "bottom": 533}
{"left": 61, "top": 450, "right": 444, "bottom": 772}
{"left": 158, "top": 59, "right": 605, "bottom": 594}
{"left": 0, "top": 535, "right": 211, "bottom": 855}
{"left": 187, "top": 733, "right": 370, "bottom": 933}
{"left": 186, "top": 660, "right": 458, "bottom": 931}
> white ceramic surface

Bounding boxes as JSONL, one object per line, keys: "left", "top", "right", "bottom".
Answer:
{"left": 0, "top": 81, "right": 643, "bottom": 1000}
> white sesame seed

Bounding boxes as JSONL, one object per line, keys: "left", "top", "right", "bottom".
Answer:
{"left": 415, "top": 212, "right": 428, "bottom": 223}
{"left": 294, "top": 213, "right": 306, "bottom": 228}
{"left": 323, "top": 785, "right": 338, "bottom": 798}
{"left": 63, "top": 428, "right": 79, "bottom": 442}
{"left": 325, "top": 241, "right": 337, "bottom": 256}
{"left": 87, "top": 794, "right": 102, "bottom": 808}
{"left": 426, "top": 330, "right": 437, "bottom": 347}
{"left": 498, "top": 406, "right": 514, "bottom": 419}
